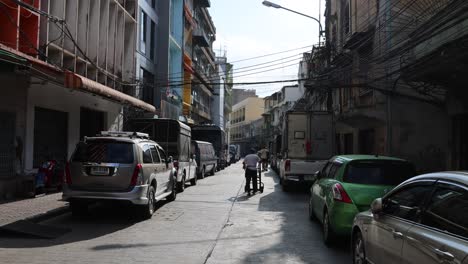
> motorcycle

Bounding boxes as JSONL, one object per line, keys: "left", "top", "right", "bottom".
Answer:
{"left": 35, "top": 160, "right": 64, "bottom": 194}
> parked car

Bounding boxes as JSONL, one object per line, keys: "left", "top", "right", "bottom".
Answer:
{"left": 192, "top": 125, "right": 226, "bottom": 170}
{"left": 351, "top": 171, "right": 468, "bottom": 264}
{"left": 63, "top": 131, "right": 178, "bottom": 219}
{"left": 309, "top": 155, "right": 415, "bottom": 245}
{"left": 191, "top": 140, "right": 217, "bottom": 179}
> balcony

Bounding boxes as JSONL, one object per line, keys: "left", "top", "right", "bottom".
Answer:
{"left": 193, "top": 28, "right": 210, "bottom": 47}
{"left": 194, "top": 0, "right": 210, "bottom": 8}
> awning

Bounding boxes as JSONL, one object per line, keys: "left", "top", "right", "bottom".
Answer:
{"left": 65, "top": 72, "right": 156, "bottom": 113}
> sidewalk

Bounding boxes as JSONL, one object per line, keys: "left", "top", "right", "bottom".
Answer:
{"left": 0, "top": 193, "right": 68, "bottom": 227}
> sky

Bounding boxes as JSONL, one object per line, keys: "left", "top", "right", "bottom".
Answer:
{"left": 210, "top": 0, "right": 325, "bottom": 97}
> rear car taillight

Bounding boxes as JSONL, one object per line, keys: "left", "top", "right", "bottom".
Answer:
{"left": 173, "top": 160, "right": 179, "bottom": 169}
{"left": 332, "top": 183, "right": 352, "bottom": 203}
{"left": 65, "top": 162, "right": 72, "bottom": 184}
{"left": 130, "top": 164, "right": 143, "bottom": 186}
{"left": 285, "top": 159, "right": 291, "bottom": 171}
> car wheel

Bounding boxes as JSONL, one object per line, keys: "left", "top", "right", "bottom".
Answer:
{"left": 308, "top": 197, "right": 316, "bottom": 221}
{"left": 177, "top": 173, "right": 186, "bottom": 192}
{"left": 138, "top": 185, "right": 156, "bottom": 219}
{"left": 353, "top": 231, "right": 367, "bottom": 264}
{"left": 323, "top": 210, "right": 335, "bottom": 246}
{"left": 199, "top": 167, "right": 205, "bottom": 179}
{"left": 190, "top": 172, "right": 197, "bottom": 186}
{"left": 210, "top": 166, "right": 216, "bottom": 176}
{"left": 167, "top": 176, "right": 177, "bottom": 202}
{"left": 70, "top": 200, "right": 88, "bottom": 217}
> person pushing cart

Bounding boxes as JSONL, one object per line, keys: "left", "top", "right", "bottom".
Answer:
{"left": 243, "top": 148, "right": 264, "bottom": 195}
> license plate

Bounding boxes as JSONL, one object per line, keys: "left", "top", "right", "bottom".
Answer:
{"left": 91, "top": 166, "right": 109, "bottom": 176}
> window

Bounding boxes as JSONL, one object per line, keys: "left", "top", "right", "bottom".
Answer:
{"left": 342, "top": 0, "right": 350, "bottom": 34}
{"left": 149, "top": 145, "right": 160, "bottom": 163}
{"left": 142, "top": 144, "right": 153, "bottom": 164}
{"left": 73, "top": 141, "right": 134, "bottom": 164}
{"left": 321, "top": 162, "right": 333, "bottom": 178}
{"left": 422, "top": 183, "right": 468, "bottom": 238}
{"left": 157, "top": 146, "right": 167, "bottom": 162}
{"left": 140, "top": 11, "right": 147, "bottom": 53}
{"left": 150, "top": 20, "right": 156, "bottom": 60}
{"left": 343, "top": 160, "right": 415, "bottom": 185}
{"left": 383, "top": 182, "right": 434, "bottom": 222}
{"left": 328, "top": 163, "right": 342, "bottom": 179}
{"left": 294, "top": 131, "right": 305, "bottom": 139}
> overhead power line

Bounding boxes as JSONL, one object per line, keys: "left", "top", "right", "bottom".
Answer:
{"left": 228, "top": 45, "right": 313, "bottom": 63}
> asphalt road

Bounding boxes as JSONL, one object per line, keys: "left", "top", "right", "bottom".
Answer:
{"left": 0, "top": 162, "right": 350, "bottom": 264}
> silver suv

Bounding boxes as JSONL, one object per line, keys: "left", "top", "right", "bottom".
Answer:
{"left": 62, "top": 131, "right": 177, "bottom": 219}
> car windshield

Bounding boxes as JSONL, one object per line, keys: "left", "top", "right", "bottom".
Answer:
{"left": 72, "top": 141, "right": 134, "bottom": 164}
{"left": 343, "top": 160, "right": 415, "bottom": 185}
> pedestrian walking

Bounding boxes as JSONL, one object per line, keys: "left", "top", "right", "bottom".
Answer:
{"left": 243, "top": 148, "right": 260, "bottom": 195}
{"left": 258, "top": 147, "right": 269, "bottom": 171}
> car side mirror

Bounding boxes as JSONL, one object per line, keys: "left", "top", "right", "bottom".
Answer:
{"left": 371, "top": 198, "right": 383, "bottom": 215}
{"left": 313, "top": 170, "right": 321, "bottom": 181}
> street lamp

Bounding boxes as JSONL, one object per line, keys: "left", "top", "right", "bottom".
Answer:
{"left": 262, "top": 1, "right": 324, "bottom": 44}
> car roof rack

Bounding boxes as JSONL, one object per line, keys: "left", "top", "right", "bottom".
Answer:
{"left": 97, "top": 131, "right": 150, "bottom": 139}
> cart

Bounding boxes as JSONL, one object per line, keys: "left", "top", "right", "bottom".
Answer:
{"left": 245, "top": 166, "right": 264, "bottom": 195}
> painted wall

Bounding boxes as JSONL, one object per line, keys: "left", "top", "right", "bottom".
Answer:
{"left": 24, "top": 80, "right": 123, "bottom": 170}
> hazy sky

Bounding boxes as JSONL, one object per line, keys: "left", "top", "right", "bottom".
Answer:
{"left": 211, "top": 0, "right": 325, "bottom": 97}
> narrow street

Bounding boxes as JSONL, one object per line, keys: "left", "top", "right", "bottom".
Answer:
{"left": 0, "top": 163, "right": 349, "bottom": 264}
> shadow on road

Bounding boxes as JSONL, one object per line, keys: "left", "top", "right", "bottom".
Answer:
{"left": 241, "top": 169, "right": 350, "bottom": 263}
{"left": 0, "top": 201, "right": 168, "bottom": 248}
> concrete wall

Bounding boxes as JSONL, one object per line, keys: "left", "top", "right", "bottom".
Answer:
{"left": 0, "top": 72, "right": 28, "bottom": 199}
{"left": 283, "top": 86, "right": 302, "bottom": 103}
{"left": 391, "top": 98, "right": 449, "bottom": 173}
{"left": 24, "top": 79, "right": 123, "bottom": 170}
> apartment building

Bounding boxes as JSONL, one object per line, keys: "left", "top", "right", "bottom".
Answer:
{"left": 191, "top": 0, "right": 217, "bottom": 124}
{"left": 0, "top": 0, "right": 155, "bottom": 199}
{"left": 230, "top": 97, "right": 265, "bottom": 155}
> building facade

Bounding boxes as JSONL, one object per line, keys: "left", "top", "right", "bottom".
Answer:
{"left": 230, "top": 97, "right": 265, "bottom": 155}
{"left": 136, "top": 0, "right": 159, "bottom": 111}
{"left": 232, "top": 88, "right": 257, "bottom": 105}
{"left": 190, "top": 0, "right": 217, "bottom": 124}
{"left": 0, "top": 0, "right": 154, "bottom": 199}
{"left": 156, "top": 0, "right": 185, "bottom": 120}
{"left": 305, "top": 0, "right": 468, "bottom": 172}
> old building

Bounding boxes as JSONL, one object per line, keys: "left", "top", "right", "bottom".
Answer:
{"left": 0, "top": 0, "right": 155, "bottom": 199}
{"left": 306, "top": 0, "right": 468, "bottom": 172}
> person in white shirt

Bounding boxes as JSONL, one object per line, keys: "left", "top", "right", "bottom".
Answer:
{"left": 258, "top": 147, "right": 269, "bottom": 171}
{"left": 243, "top": 148, "right": 260, "bottom": 195}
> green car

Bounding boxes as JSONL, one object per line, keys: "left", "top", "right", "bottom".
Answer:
{"left": 308, "top": 155, "right": 415, "bottom": 246}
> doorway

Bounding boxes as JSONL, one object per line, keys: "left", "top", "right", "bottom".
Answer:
{"left": 0, "top": 112, "right": 15, "bottom": 177}
{"left": 80, "top": 108, "right": 105, "bottom": 139}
